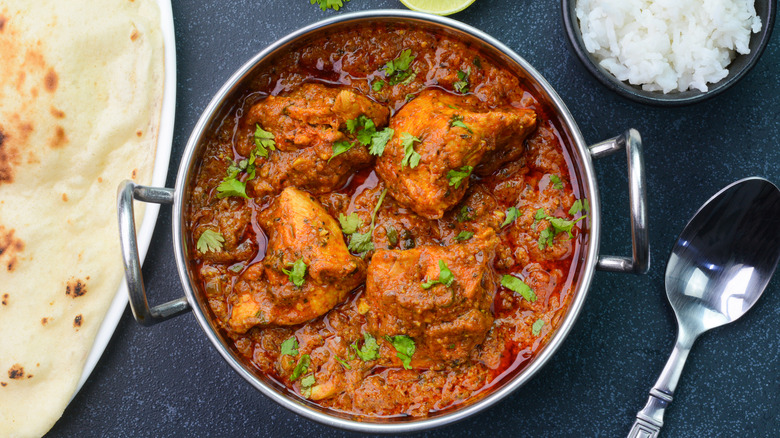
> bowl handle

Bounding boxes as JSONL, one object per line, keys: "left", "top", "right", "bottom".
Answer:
{"left": 117, "top": 180, "right": 190, "bottom": 326}
{"left": 590, "top": 129, "right": 650, "bottom": 274}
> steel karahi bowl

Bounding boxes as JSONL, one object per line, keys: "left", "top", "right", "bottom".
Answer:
{"left": 118, "top": 10, "right": 649, "bottom": 433}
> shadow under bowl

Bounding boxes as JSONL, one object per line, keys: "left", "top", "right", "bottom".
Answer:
{"left": 561, "top": 0, "right": 776, "bottom": 106}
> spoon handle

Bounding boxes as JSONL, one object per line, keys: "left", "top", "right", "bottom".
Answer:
{"left": 627, "top": 333, "right": 695, "bottom": 438}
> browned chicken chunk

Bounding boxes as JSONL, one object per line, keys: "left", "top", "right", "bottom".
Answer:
{"left": 227, "top": 187, "right": 366, "bottom": 333}
{"left": 375, "top": 89, "right": 536, "bottom": 219}
{"left": 192, "top": 198, "right": 257, "bottom": 264}
{"left": 239, "top": 83, "right": 390, "bottom": 199}
{"left": 363, "top": 228, "right": 499, "bottom": 367}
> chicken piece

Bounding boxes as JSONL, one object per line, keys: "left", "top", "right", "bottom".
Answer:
{"left": 363, "top": 228, "right": 499, "bottom": 367}
{"left": 375, "top": 89, "right": 536, "bottom": 219}
{"left": 193, "top": 198, "right": 256, "bottom": 264}
{"left": 227, "top": 187, "right": 366, "bottom": 333}
{"left": 239, "top": 83, "right": 390, "bottom": 199}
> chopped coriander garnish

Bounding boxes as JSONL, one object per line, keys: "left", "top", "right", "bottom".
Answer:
{"left": 501, "top": 275, "right": 537, "bottom": 302}
{"left": 348, "top": 189, "right": 387, "bottom": 254}
{"left": 447, "top": 165, "right": 473, "bottom": 189}
{"left": 309, "top": 0, "right": 349, "bottom": 11}
{"left": 329, "top": 140, "right": 355, "bottom": 162}
{"left": 228, "top": 263, "right": 244, "bottom": 273}
{"left": 216, "top": 177, "right": 249, "bottom": 199}
{"left": 457, "top": 205, "right": 473, "bottom": 222}
{"left": 370, "top": 128, "right": 394, "bottom": 157}
{"left": 300, "top": 375, "right": 316, "bottom": 398}
{"left": 335, "top": 356, "right": 352, "bottom": 370}
{"left": 348, "top": 231, "right": 374, "bottom": 254}
{"left": 421, "top": 260, "right": 455, "bottom": 289}
{"left": 535, "top": 208, "right": 587, "bottom": 250}
{"left": 453, "top": 67, "right": 471, "bottom": 93}
{"left": 197, "top": 230, "right": 224, "bottom": 253}
{"left": 346, "top": 115, "right": 376, "bottom": 146}
{"left": 290, "top": 354, "right": 311, "bottom": 381}
{"left": 400, "top": 132, "right": 422, "bottom": 168}
{"left": 449, "top": 114, "right": 473, "bottom": 133}
{"left": 386, "top": 225, "right": 399, "bottom": 246}
{"left": 549, "top": 174, "right": 564, "bottom": 190}
{"left": 351, "top": 332, "right": 380, "bottom": 361}
{"left": 282, "top": 258, "right": 308, "bottom": 288}
{"left": 532, "top": 319, "right": 545, "bottom": 336}
{"left": 384, "top": 49, "right": 416, "bottom": 85}
{"left": 253, "top": 125, "right": 276, "bottom": 158}
{"left": 338, "top": 212, "right": 362, "bottom": 235}
{"left": 455, "top": 231, "right": 474, "bottom": 241}
{"left": 280, "top": 336, "right": 299, "bottom": 356}
{"left": 372, "top": 79, "right": 385, "bottom": 91}
{"left": 385, "top": 335, "right": 416, "bottom": 370}
{"left": 569, "top": 198, "right": 590, "bottom": 216}
{"left": 501, "top": 207, "right": 520, "bottom": 227}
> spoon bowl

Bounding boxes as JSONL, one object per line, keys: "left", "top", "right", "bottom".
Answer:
{"left": 628, "top": 177, "right": 780, "bottom": 438}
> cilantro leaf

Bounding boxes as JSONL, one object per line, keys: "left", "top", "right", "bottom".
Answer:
{"left": 338, "top": 212, "right": 362, "bottom": 235}
{"left": 216, "top": 177, "right": 249, "bottom": 199}
{"left": 502, "top": 207, "right": 520, "bottom": 227}
{"left": 385, "top": 335, "right": 416, "bottom": 370}
{"left": 532, "top": 319, "right": 545, "bottom": 336}
{"left": 455, "top": 231, "right": 474, "bottom": 241}
{"left": 282, "top": 258, "right": 308, "bottom": 287}
{"left": 290, "top": 354, "right": 311, "bottom": 381}
{"left": 309, "top": 0, "right": 349, "bottom": 11}
{"left": 446, "top": 165, "right": 473, "bottom": 189}
{"left": 372, "top": 79, "right": 385, "bottom": 91}
{"left": 569, "top": 198, "right": 590, "bottom": 215}
{"left": 347, "top": 189, "right": 387, "bottom": 254}
{"left": 329, "top": 140, "right": 354, "bottom": 162}
{"left": 421, "top": 260, "right": 455, "bottom": 289}
{"left": 453, "top": 67, "right": 471, "bottom": 93}
{"left": 300, "top": 375, "right": 316, "bottom": 398}
{"left": 280, "top": 336, "right": 299, "bottom": 356}
{"left": 550, "top": 174, "right": 564, "bottom": 190}
{"left": 369, "top": 128, "right": 394, "bottom": 157}
{"left": 335, "top": 356, "right": 352, "bottom": 370}
{"left": 348, "top": 231, "right": 373, "bottom": 253}
{"left": 501, "top": 274, "right": 537, "bottom": 302}
{"left": 351, "top": 332, "right": 380, "bottom": 361}
{"left": 400, "top": 132, "right": 421, "bottom": 168}
{"left": 197, "top": 229, "right": 224, "bottom": 253}
{"left": 535, "top": 208, "right": 587, "bottom": 249}
{"left": 253, "top": 124, "right": 276, "bottom": 158}
{"left": 457, "top": 205, "right": 473, "bottom": 222}
{"left": 449, "top": 114, "right": 473, "bottom": 133}
{"left": 538, "top": 227, "right": 555, "bottom": 250}
{"left": 383, "top": 49, "right": 416, "bottom": 85}
{"left": 228, "top": 263, "right": 245, "bottom": 273}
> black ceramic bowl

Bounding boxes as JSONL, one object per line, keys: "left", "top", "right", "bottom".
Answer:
{"left": 561, "top": 0, "right": 776, "bottom": 106}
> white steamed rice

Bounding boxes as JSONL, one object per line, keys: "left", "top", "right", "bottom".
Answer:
{"left": 575, "top": 0, "right": 762, "bottom": 93}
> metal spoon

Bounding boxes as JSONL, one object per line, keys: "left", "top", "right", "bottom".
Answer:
{"left": 628, "top": 177, "right": 780, "bottom": 438}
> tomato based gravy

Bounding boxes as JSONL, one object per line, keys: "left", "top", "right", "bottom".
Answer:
{"left": 186, "top": 24, "right": 588, "bottom": 418}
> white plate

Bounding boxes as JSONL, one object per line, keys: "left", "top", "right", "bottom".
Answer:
{"left": 71, "top": 0, "right": 177, "bottom": 397}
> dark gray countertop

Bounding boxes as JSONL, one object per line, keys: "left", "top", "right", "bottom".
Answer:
{"left": 48, "top": 0, "right": 780, "bottom": 436}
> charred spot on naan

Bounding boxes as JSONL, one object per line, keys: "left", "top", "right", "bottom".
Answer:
{"left": 49, "top": 125, "right": 68, "bottom": 149}
{"left": 0, "top": 16, "right": 6, "bottom": 32}
{"left": 65, "top": 278, "right": 87, "bottom": 298}
{"left": 1, "top": 293, "right": 8, "bottom": 305}
{"left": 44, "top": 68, "right": 58, "bottom": 93}
{"left": 73, "top": 314, "right": 83, "bottom": 328}
{"left": 49, "top": 106, "right": 65, "bottom": 119}
{"left": 0, "top": 126, "right": 18, "bottom": 184}
{"left": 0, "top": 226, "right": 23, "bottom": 271}
{"left": 8, "top": 364, "right": 24, "bottom": 380}
{"left": 41, "top": 317, "right": 49, "bottom": 325}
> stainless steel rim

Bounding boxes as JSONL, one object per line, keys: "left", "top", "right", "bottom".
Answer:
{"left": 170, "top": 10, "right": 601, "bottom": 433}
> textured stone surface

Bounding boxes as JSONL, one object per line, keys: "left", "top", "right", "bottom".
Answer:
{"left": 47, "top": 0, "right": 779, "bottom": 437}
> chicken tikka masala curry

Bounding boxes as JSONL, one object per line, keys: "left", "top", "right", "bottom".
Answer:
{"left": 186, "top": 24, "right": 589, "bottom": 418}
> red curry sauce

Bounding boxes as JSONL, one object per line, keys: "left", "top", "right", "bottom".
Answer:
{"left": 186, "top": 24, "right": 587, "bottom": 418}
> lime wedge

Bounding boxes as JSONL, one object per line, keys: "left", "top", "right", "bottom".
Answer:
{"left": 399, "top": 0, "right": 477, "bottom": 16}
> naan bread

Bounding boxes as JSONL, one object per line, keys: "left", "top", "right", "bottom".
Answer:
{"left": 0, "top": 1, "right": 164, "bottom": 436}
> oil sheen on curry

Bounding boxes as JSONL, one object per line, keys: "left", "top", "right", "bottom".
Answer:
{"left": 187, "top": 25, "right": 589, "bottom": 418}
